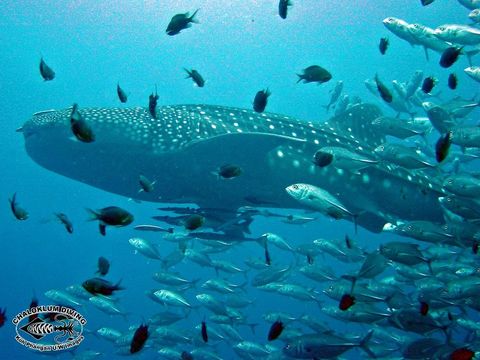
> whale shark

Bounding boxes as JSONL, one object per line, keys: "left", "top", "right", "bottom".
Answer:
{"left": 19, "top": 103, "right": 444, "bottom": 233}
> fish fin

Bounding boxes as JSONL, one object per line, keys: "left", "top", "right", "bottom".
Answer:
{"left": 465, "top": 49, "right": 480, "bottom": 67}
{"left": 190, "top": 9, "right": 200, "bottom": 23}
{"left": 247, "top": 323, "right": 258, "bottom": 334}
{"left": 99, "top": 223, "right": 106, "bottom": 236}
{"left": 8, "top": 193, "right": 15, "bottom": 206}
{"left": 183, "top": 68, "right": 192, "bottom": 78}
{"left": 114, "top": 280, "right": 124, "bottom": 291}
{"left": 341, "top": 275, "right": 358, "bottom": 293}
{"left": 423, "top": 46, "right": 430, "bottom": 61}
{"left": 85, "top": 208, "right": 99, "bottom": 221}
{"left": 359, "top": 330, "right": 376, "bottom": 358}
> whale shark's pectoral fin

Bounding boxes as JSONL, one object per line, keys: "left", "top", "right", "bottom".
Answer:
{"left": 187, "top": 132, "right": 306, "bottom": 148}
{"left": 184, "top": 132, "right": 307, "bottom": 159}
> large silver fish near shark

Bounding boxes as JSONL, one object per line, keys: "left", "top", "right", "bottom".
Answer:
{"left": 19, "top": 104, "right": 444, "bottom": 233}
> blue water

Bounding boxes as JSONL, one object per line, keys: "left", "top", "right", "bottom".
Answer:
{"left": 1, "top": 1, "right": 479, "bottom": 359}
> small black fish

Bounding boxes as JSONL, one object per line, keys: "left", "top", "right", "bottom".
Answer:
{"left": 184, "top": 68, "right": 205, "bottom": 87}
{"left": 117, "top": 83, "right": 128, "bottom": 103}
{"left": 448, "top": 73, "right": 457, "bottom": 90}
{"left": 345, "top": 234, "right": 352, "bottom": 249}
{"left": 166, "top": 10, "right": 199, "bottom": 36}
{"left": 253, "top": 89, "right": 271, "bottom": 113}
{"left": 339, "top": 294, "right": 355, "bottom": 311}
{"left": 379, "top": 37, "right": 389, "bottom": 55}
{"left": 297, "top": 65, "right": 332, "bottom": 84}
{"left": 265, "top": 246, "right": 271, "bottom": 266}
{"left": 28, "top": 297, "right": 39, "bottom": 322}
{"left": 82, "top": 277, "right": 124, "bottom": 296}
{"left": 130, "top": 324, "right": 149, "bottom": 354}
{"left": 268, "top": 320, "right": 284, "bottom": 341}
{"left": 420, "top": 301, "right": 429, "bottom": 316}
{"left": 55, "top": 213, "right": 73, "bottom": 234}
{"left": 307, "top": 254, "right": 314, "bottom": 265}
{"left": 374, "top": 74, "right": 393, "bottom": 103}
{"left": 96, "top": 256, "right": 110, "bottom": 276}
{"left": 440, "top": 47, "right": 462, "bottom": 68}
{"left": 39, "top": 57, "right": 55, "bottom": 81}
{"left": 181, "top": 351, "right": 194, "bottom": 360}
{"left": 70, "top": 104, "right": 95, "bottom": 143}
{"left": 473, "top": 241, "right": 479, "bottom": 255}
{"left": 183, "top": 214, "right": 205, "bottom": 231}
{"left": 139, "top": 174, "right": 155, "bottom": 193}
{"left": 421, "top": 76, "right": 436, "bottom": 93}
{"left": 312, "top": 150, "right": 333, "bottom": 167}
{"left": 217, "top": 164, "right": 243, "bottom": 179}
{"left": 450, "top": 348, "right": 475, "bottom": 360}
{"left": 0, "top": 308, "right": 6, "bottom": 327}
{"left": 9, "top": 193, "right": 28, "bottom": 220}
{"left": 278, "top": 0, "right": 292, "bottom": 19}
{"left": 435, "top": 131, "right": 452, "bottom": 163}
{"left": 148, "top": 86, "right": 159, "bottom": 119}
{"left": 201, "top": 321, "right": 208, "bottom": 343}
{"left": 421, "top": 0, "right": 435, "bottom": 6}
{"left": 86, "top": 206, "right": 134, "bottom": 236}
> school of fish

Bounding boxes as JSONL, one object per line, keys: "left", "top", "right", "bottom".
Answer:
{"left": 6, "top": 1, "right": 480, "bottom": 359}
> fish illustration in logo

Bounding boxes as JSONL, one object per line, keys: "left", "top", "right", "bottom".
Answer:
{"left": 20, "top": 316, "right": 79, "bottom": 343}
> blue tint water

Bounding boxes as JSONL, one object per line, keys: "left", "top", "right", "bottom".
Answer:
{"left": 0, "top": 1, "right": 478, "bottom": 359}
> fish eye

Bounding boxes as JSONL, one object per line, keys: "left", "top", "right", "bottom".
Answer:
{"left": 293, "top": 185, "right": 299, "bottom": 190}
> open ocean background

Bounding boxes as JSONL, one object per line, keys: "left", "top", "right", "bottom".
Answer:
{"left": 0, "top": 1, "right": 478, "bottom": 359}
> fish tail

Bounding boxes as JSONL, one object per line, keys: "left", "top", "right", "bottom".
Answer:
{"left": 359, "top": 330, "right": 376, "bottom": 358}
{"left": 465, "top": 49, "right": 480, "bottom": 67}
{"left": 191, "top": 278, "right": 202, "bottom": 289}
{"left": 238, "top": 280, "right": 249, "bottom": 292}
{"left": 9, "top": 192, "right": 16, "bottom": 205}
{"left": 296, "top": 74, "right": 303, "bottom": 83}
{"left": 423, "top": 46, "right": 430, "bottom": 61}
{"left": 183, "top": 68, "right": 192, "bottom": 78}
{"left": 247, "top": 323, "right": 258, "bottom": 334}
{"left": 114, "top": 279, "right": 125, "bottom": 291}
{"left": 190, "top": 9, "right": 200, "bottom": 23}
{"left": 353, "top": 214, "right": 359, "bottom": 235}
{"left": 85, "top": 208, "right": 99, "bottom": 221}
{"left": 426, "top": 258, "right": 434, "bottom": 275}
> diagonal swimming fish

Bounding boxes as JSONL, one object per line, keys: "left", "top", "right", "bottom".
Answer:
{"left": 18, "top": 103, "right": 444, "bottom": 233}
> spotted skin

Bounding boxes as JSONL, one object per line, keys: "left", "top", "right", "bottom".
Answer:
{"left": 21, "top": 104, "right": 444, "bottom": 233}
